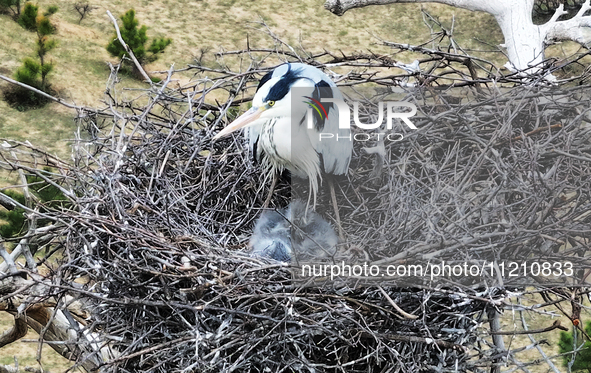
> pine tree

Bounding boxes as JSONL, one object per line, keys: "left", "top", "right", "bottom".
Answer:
{"left": 106, "top": 9, "right": 171, "bottom": 78}
{"left": 0, "top": 190, "right": 27, "bottom": 238}
{"left": 6, "top": 6, "right": 58, "bottom": 109}
{"left": 35, "top": 15, "right": 57, "bottom": 89}
{"left": 0, "top": 170, "right": 67, "bottom": 239}
{"left": 17, "top": 2, "right": 37, "bottom": 30}
{"left": 558, "top": 321, "right": 591, "bottom": 372}
{"left": 0, "top": 0, "right": 21, "bottom": 18}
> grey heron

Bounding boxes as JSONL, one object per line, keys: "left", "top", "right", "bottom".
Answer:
{"left": 213, "top": 63, "right": 352, "bottom": 237}
{"left": 249, "top": 200, "right": 339, "bottom": 262}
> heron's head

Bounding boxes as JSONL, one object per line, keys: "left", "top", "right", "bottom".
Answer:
{"left": 213, "top": 63, "right": 318, "bottom": 140}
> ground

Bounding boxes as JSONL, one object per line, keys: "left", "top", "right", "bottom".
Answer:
{"left": 0, "top": 312, "right": 73, "bottom": 371}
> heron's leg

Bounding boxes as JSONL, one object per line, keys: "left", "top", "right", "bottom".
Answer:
{"left": 328, "top": 178, "right": 345, "bottom": 241}
{"left": 263, "top": 171, "right": 278, "bottom": 209}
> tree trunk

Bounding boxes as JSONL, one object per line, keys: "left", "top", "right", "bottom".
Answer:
{"left": 0, "top": 275, "right": 112, "bottom": 372}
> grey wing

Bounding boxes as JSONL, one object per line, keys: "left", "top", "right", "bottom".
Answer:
{"left": 310, "top": 81, "right": 352, "bottom": 176}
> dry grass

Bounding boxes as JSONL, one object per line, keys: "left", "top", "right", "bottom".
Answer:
{"left": 498, "top": 293, "right": 589, "bottom": 372}
{"left": 2, "top": 0, "right": 585, "bottom": 157}
{"left": 0, "top": 313, "right": 73, "bottom": 371}
{"left": 0, "top": 1, "right": 506, "bottom": 131}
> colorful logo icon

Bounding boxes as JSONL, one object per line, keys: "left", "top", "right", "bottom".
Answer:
{"left": 303, "top": 96, "right": 328, "bottom": 120}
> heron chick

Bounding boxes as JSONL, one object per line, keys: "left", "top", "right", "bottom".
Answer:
{"left": 249, "top": 200, "right": 339, "bottom": 262}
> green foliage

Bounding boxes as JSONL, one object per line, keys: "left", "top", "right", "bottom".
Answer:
{"left": 44, "top": 5, "right": 57, "bottom": 16}
{"left": 106, "top": 9, "right": 171, "bottom": 69}
{"left": 0, "top": 170, "right": 67, "bottom": 239}
{"left": 6, "top": 6, "right": 58, "bottom": 109}
{"left": 31, "top": 178, "right": 66, "bottom": 204}
{"left": 107, "top": 10, "right": 147, "bottom": 60}
{"left": 37, "top": 15, "right": 57, "bottom": 35}
{"left": 7, "top": 51, "right": 54, "bottom": 109}
{"left": 149, "top": 37, "right": 172, "bottom": 55}
{"left": 14, "top": 54, "right": 53, "bottom": 89}
{"left": 0, "top": 0, "right": 20, "bottom": 18}
{"left": 227, "top": 106, "right": 241, "bottom": 121}
{"left": 0, "top": 0, "right": 18, "bottom": 8}
{"left": 16, "top": 3, "right": 57, "bottom": 34}
{"left": 17, "top": 2, "right": 37, "bottom": 30}
{"left": 0, "top": 190, "right": 26, "bottom": 238}
{"left": 15, "top": 57, "right": 44, "bottom": 88}
{"left": 558, "top": 321, "right": 591, "bottom": 372}
{"left": 35, "top": 18, "right": 57, "bottom": 72}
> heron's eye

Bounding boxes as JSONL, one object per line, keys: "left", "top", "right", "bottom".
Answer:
{"left": 268, "top": 101, "right": 275, "bottom": 107}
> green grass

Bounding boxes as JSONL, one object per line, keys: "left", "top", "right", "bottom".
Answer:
{"left": 0, "top": 100, "right": 76, "bottom": 159}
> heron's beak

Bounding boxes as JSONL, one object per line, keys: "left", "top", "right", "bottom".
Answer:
{"left": 212, "top": 106, "right": 265, "bottom": 140}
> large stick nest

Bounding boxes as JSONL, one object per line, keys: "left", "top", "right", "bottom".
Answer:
{"left": 2, "top": 38, "right": 591, "bottom": 372}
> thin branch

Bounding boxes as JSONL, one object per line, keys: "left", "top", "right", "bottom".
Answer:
{"left": 0, "top": 75, "right": 88, "bottom": 111}
{"left": 106, "top": 10, "right": 152, "bottom": 83}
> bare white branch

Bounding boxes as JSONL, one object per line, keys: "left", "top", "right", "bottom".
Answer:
{"left": 324, "top": 0, "right": 499, "bottom": 15}
{"left": 324, "top": 0, "right": 591, "bottom": 75}
{"left": 106, "top": 10, "right": 152, "bottom": 83}
{"left": 0, "top": 75, "right": 85, "bottom": 111}
{"left": 545, "top": 0, "right": 591, "bottom": 44}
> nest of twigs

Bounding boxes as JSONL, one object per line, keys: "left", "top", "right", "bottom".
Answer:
{"left": 1, "top": 40, "right": 591, "bottom": 373}
{"left": 64, "top": 67, "right": 493, "bottom": 371}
